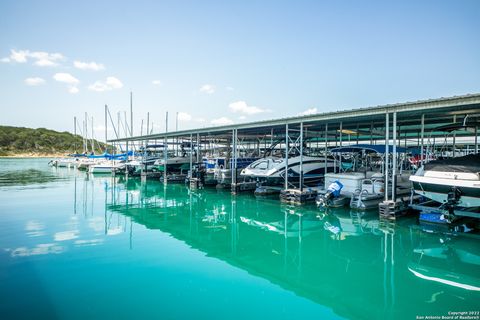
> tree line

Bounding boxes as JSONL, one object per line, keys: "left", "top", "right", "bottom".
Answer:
{"left": 0, "top": 125, "right": 113, "bottom": 156}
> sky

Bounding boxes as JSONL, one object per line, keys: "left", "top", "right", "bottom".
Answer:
{"left": 0, "top": 0, "right": 479, "bottom": 141}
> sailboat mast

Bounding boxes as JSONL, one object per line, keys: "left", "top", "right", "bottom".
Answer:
{"left": 130, "top": 91, "right": 133, "bottom": 137}
{"left": 84, "top": 112, "right": 87, "bottom": 154}
{"left": 91, "top": 116, "right": 95, "bottom": 153}
{"left": 74, "top": 116, "right": 77, "bottom": 153}
{"left": 105, "top": 104, "right": 108, "bottom": 152}
{"left": 130, "top": 91, "right": 133, "bottom": 151}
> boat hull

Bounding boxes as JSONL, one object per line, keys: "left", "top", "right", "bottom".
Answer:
{"left": 241, "top": 157, "right": 334, "bottom": 186}
{"left": 411, "top": 178, "right": 480, "bottom": 208}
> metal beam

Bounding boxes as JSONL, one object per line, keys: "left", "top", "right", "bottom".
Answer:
{"left": 108, "top": 94, "right": 480, "bottom": 142}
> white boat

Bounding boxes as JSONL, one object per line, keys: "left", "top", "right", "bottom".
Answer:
{"left": 88, "top": 160, "right": 125, "bottom": 174}
{"left": 49, "top": 158, "right": 78, "bottom": 168}
{"left": 204, "top": 156, "right": 258, "bottom": 186}
{"left": 410, "top": 154, "right": 480, "bottom": 208}
{"left": 153, "top": 157, "right": 191, "bottom": 173}
{"left": 318, "top": 171, "right": 411, "bottom": 210}
{"left": 240, "top": 155, "right": 334, "bottom": 185}
{"left": 76, "top": 158, "right": 98, "bottom": 171}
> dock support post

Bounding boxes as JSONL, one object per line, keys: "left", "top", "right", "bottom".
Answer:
{"left": 475, "top": 125, "right": 478, "bottom": 154}
{"left": 453, "top": 115, "right": 456, "bottom": 157}
{"left": 284, "top": 124, "right": 289, "bottom": 190}
{"left": 339, "top": 121, "right": 342, "bottom": 171}
{"left": 384, "top": 111, "right": 389, "bottom": 202}
{"left": 420, "top": 114, "right": 424, "bottom": 166}
{"left": 189, "top": 134, "right": 193, "bottom": 178}
{"left": 163, "top": 135, "right": 167, "bottom": 184}
{"left": 392, "top": 111, "right": 397, "bottom": 201}
{"left": 299, "top": 122, "right": 304, "bottom": 191}
{"left": 324, "top": 123, "right": 328, "bottom": 176}
{"left": 196, "top": 133, "right": 200, "bottom": 163}
{"left": 231, "top": 129, "right": 237, "bottom": 193}
{"left": 370, "top": 121, "right": 373, "bottom": 145}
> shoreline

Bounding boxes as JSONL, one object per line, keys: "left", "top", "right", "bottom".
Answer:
{"left": 0, "top": 154, "right": 68, "bottom": 158}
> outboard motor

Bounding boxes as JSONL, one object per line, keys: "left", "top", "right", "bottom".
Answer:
{"left": 443, "top": 187, "right": 462, "bottom": 223}
{"left": 316, "top": 180, "right": 344, "bottom": 207}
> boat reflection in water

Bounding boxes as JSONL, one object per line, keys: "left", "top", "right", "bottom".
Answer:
{"left": 408, "top": 229, "right": 480, "bottom": 292}
{"left": 95, "top": 176, "right": 479, "bottom": 320}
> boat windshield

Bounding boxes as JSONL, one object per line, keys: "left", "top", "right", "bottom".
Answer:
{"left": 252, "top": 161, "right": 269, "bottom": 170}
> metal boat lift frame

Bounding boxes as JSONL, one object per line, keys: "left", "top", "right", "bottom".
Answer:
{"left": 108, "top": 93, "right": 480, "bottom": 217}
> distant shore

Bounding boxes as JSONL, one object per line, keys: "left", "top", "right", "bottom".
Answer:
{"left": 0, "top": 153, "right": 68, "bottom": 158}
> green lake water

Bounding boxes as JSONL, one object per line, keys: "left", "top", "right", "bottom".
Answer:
{"left": 0, "top": 158, "right": 479, "bottom": 319}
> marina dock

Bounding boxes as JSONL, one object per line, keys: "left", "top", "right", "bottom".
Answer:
{"left": 104, "top": 93, "right": 480, "bottom": 222}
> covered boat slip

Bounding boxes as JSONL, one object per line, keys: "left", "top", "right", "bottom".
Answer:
{"left": 108, "top": 93, "right": 480, "bottom": 217}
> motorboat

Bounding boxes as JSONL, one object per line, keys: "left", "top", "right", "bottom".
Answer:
{"left": 202, "top": 156, "right": 227, "bottom": 185}
{"left": 240, "top": 155, "right": 334, "bottom": 186}
{"left": 410, "top": 153, "right": 480, "bottom": 208}
{"left": 213, "top": 157, "right": 259, "bottom": 186}
{"left": 49, "top": 157, "right": 79, "bottom": 168}
{"left": 153, "top": 156, "right": 191, "bottom": 173}
{"left": 122, "top": 155, "right": 164, "bottom": 176}
{"left": 316, "top": 144, "right": 411, "bottom": 210}
{"left": 88, "top": 160, "right": 126, "bottom": 174}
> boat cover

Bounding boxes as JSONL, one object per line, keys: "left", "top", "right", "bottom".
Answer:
{"left": 330, "top": 144, "right": 407, "bottom": 154}
{"left": 424, "top": 153, "right": 480, "bottom": 173}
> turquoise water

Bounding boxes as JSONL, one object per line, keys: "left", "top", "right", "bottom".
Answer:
{"left": 0, "top": 158, "right": 479, "bottom": 319}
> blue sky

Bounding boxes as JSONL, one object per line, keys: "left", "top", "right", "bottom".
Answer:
{"left": 1, "top": 0, "right": 479, "bottom": 140}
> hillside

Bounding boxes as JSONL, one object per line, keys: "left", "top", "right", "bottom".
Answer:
{"left": 0, "top": 125, "right": 113, "bottom": 157}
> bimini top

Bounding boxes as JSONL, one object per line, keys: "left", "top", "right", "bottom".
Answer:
{"left": 87, "top": 151, "right": 136, "bottom": 159}
{"left": 330, "top": 144, "right": 407, "bottom": 154}
{"left": 425, "top": 153, "right": 480, "bottom": 173}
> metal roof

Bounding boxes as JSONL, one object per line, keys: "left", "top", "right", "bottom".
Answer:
{"left": 109, "top": 93, "right": 480, "bottom": 142}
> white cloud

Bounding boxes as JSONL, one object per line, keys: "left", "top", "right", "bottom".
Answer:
{"left": 30, "top": 52, "right": 64, "bottom": 66}
{"left": 226, "top": 86, "right": 234, "bottom": 91}
{"left": 68, "top": 86, "right": 79, "bottom": 94}
{"left": 211, "top": 117, "right": 234, "bottom": 126}
{"left": 35, "top": 59, "right": 56, "bottom": 67}
{"left": 106, "top": 77, "right": 123, "bottom": 89}
{"left": 74, "top": 60, "right": 105, "bottom": 71}
{"left": 1, "top": 49, "right": 64, "bottom": 66}
{"left": 88, "top": 81, "right": 108, "bottom": 92}
{"left": 177, "top": 112, "right": 192, "bottom": 121}
{"left": 228, "top": 101, "right": 269, "bottom": 115}
{"left": 1, "top": 49, "right": 65, "bottom": 67}
{"left": 53, "top": 73, "right": 80, "bottom": 93}
{"left": 53, "top": 73, "right": 79, "bottom": 84}
{"left": 195, "top": 117, "right": 206, "bottom": 123}
{"left": 298, "top": 107, "right": 318, "bottom": 116}
{"left": 88, "top": 76, "right": 123, "bottom": 92}
{"left": 24, "top": 77, "right": 46, "bottom": 86}
{"left": 199, "top": 84, "right": 215, "bottom": 94}
{"left": 238, "top": 116, "right": 246, "bottom": 120}
{"left": 152, "top": 80, "right": 162, "bottom": 86}
{"left": 9, "top": 49, "right": 29, "bottom": 63}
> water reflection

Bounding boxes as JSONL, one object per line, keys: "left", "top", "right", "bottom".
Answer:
{"left": 25, "top": 220, "right": 46, "bottom": 237}
{"left": 8, "top": 243, "right": 65, "bottom": 257}
{"left": 98, "top": 176, "right": 479, "bottom": 319}
{"left": 2, "top": 161, "right": 479, "bottom": 320}
{"left": 0, "top": 169, "right": 65, "bottom": 187}
{"left": 408, "top": 230, "right": 480, "bottom": 291}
